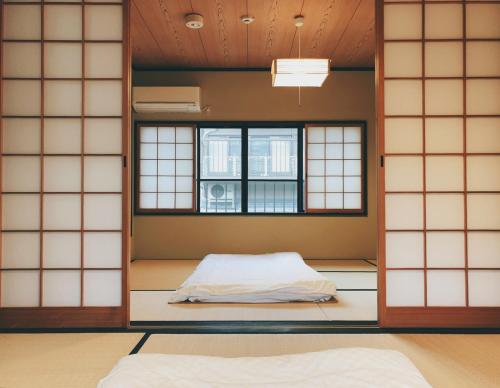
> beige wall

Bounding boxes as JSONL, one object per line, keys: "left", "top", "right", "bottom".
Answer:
{"left": 132, "top": 70, "right": 376, "bottom": 260}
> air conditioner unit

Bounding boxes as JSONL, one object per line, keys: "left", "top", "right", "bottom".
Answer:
{"left": 132, "top": 86, "right": 201, "bottom": 113}
{"left": 207, "top": 183, "right": 236, "bottom": 210}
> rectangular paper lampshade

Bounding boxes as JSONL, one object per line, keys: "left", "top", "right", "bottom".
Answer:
{"left": 272, "top": 58, "right": 330, "bottom": 87}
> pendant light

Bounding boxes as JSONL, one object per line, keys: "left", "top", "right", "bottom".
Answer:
{"left": 271, "top": 16, "right": 330, "bottom": 88}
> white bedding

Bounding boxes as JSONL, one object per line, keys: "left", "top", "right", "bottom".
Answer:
{"left": 169, "top": 252, "right": 337, "bottom": 303}
{"left": 98, "top": 347, "right": 431, "bottom": 388}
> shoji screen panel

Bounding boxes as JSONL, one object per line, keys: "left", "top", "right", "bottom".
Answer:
{"left": 0, "top": 0, "right": 130, "bottom": 328}
{"left": 136, "top": 125, "right": 196, "bottom": 213}
{"left": 379, "top": 0, "right": 500, "bottom": 327}
{"left": 305, "top": 123, "right": 366, "bottom": 214}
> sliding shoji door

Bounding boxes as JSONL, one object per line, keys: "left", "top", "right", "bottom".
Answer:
{"left": 378, "top": 0, "right": 500, "bottom": 327}
{"left": 0, "top": 0, "right": 130, "bottom": 327}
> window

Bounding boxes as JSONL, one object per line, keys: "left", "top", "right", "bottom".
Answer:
{"left": 199, "top": 128, "right": 242, "bottom": 213}
{"left": 247, "top": 128, "right": 299, "bottom": 213}
{"left": 135, "top": 122, "right": 366, "bottom": 215}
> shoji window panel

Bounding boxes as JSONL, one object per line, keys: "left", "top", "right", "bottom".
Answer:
{"left": 381, "top": 1, "right": 500, "bottom": 325}
{"left": 0, "top": 0, "right": 128, "bottom": 325}
{"left": 136, "top": 125, "right": 195, "bottom": 212}
{"left": 305, "top": 124, "right": 366, "bottom": 213}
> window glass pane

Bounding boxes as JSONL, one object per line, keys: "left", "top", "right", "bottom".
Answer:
{"left": 199, "top": 181, "right": 241, "bottom": 213}
{"left": 200, "top": 128, "right": 241, "bottom": 179}
{"left": 248, "top": 181, "right": 297, "bottom": 213}
{"left": 248, "top": 128, "right": 297, "bottom": 179}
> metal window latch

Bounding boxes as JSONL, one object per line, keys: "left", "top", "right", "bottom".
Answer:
{"left": 123, "top": 155, "right": 127, "bottom": 168}
{"left": 380, "top": 155, "right": 384, "bottom": 167}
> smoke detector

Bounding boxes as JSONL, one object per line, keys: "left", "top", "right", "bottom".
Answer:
{"left": 185, "top": 13, "right": 204, "bottom": 29}
{"left": 240, "top": 15, "right": 255, "bottom": 24}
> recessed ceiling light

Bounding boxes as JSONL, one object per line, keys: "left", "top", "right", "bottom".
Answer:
{"left": 240, "top": 15, "right": 255, "bottom": 24}
{"left": 185, "top": 13, "right": 204, "bottom": 29}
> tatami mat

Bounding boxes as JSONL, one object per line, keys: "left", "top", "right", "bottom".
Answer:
{"left": 323, "top": 272, "right": 377, "bottom": 289}
{"left": 139, "top": 333, "right": 500, "bottom": 388}
{"left": 0, "top": 333, "right": 143, "bottom": 388}
{"left": 131, "top": 259, "right": 200, "bottom": 290}
{"left": 130, "top": 290, "right": 377, "bottom": 321}
{"left": 319, "top": 291, "right": 377, "bottom": 321}
{"left": 307, "top": 259, "right": 376, "bottom": 272}
{"left": 130, "top": 259, "right": 378, "bottom": 322}
{"left": 131, "top": 291, "right": 327, "bottom": 321}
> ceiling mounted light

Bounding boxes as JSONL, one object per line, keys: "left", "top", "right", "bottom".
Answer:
{"left": 185, "top": 13, "right": 204, "bottom": 29}
{"left": 240, "top": 15, "right": 255, "bottom": 24}
{"left": 271, "top": 16, "right": 330, "bottom": 88}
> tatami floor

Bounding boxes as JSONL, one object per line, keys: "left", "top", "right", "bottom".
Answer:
{"left": 130, "top": 259, "right": 378, "bottom": 322}
{"left": 1, "top": 332, "right": 500, "bottom": 388}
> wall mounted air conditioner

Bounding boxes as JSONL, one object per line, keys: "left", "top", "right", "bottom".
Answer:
{"left": 132, "top": 86, "right": 201, "bottom": 113}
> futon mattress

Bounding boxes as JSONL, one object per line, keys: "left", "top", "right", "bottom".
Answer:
{"left": 98, "top": 347, "right": 431, "bottom": 387}
{"left": 169, "top": 252, "right": 337, "bottom": 303}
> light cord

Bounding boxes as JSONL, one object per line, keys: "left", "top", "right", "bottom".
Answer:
{"left": 298, "top": 25, "right": 301, "bottom": 106}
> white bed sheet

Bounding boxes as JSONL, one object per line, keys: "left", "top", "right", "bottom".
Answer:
{"left": 169, "top": 252, "right": 337, "bottom": 303}
{"left": 98, "top": 347, "right": 431, "bottom": 388}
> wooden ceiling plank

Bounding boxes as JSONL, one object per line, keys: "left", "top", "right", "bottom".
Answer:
{"left": 131, "top": 0, "right": 375, "bottom": 69}
{"left": 137, "top": 0, "right": 207, "bottom": 68}
{"left": 347, "top": 23, "right": 375, "bottom": 67}
{"left": 133, "top": 0, "right": 187, "bottom": 67}
{"left": 158, "top": 0, "right": 209, "bottom": 67}
{"left": 288, "top": 0, "right": 361, "bottom": 63}
{"left": 131, "top": 0, "right": 167, "bottom": 68}
{"left": 191, "top": 0, "right": 248, "bottom": 68}
{"left": 331, "top": 0, "right": 375, "bottom": 67}
{"left": 247, "top": 0, "right": 303, "bottom": 68}
{"left": 247, "top": 0, "right": 276, "bottom": 67}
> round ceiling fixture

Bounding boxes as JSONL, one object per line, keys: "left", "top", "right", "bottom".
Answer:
{"left": 240, "top": 15, "right": 255, "bottom": 24}
{"left": 185, "top": 13, "right": 204, "bottom": 29}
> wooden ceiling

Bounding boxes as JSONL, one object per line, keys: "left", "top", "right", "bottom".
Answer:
{"left": 131, "top": 0, "right": 375, "bottom": 70}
